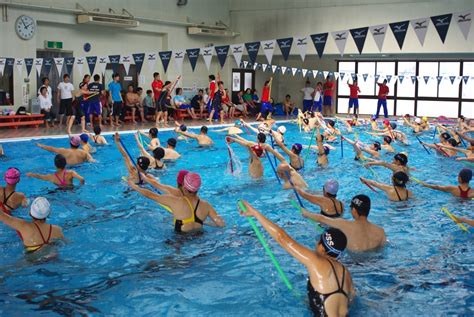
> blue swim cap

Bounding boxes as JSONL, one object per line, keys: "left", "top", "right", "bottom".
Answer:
{"left": 80, "top": 133, "right": 89, "bottom": 143}
{"left": 235, "top": 120, "right": 241, "bottom": 126}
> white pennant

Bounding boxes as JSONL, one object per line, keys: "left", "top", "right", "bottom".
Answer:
{"left": 15, "top": 58, "right": 24, "bottom": 77}
{"left": 291, "top": 67, "right": 298, "bottom": 76}
{"left": 146, "top": 52, "right": 158, "bottom": 74}
{"left": 262, "top": 64, "right": 268, "bottom": 72}
{"left": 455, "top": 10, "right": 473, "bottom": 40}
{"left": 230, "top": 44, "right": 244, "bottom": 67}
{"left": 302, "top": 68, "right": 308, "bottom": 77}
{"left": 331, "top": 30, "right": 349, "bottom": 56}
{"left": 97, "top": 56, "right": 109, "bottom": 76}
{"left": 261, "top": 39, "right": 276, "bottom": 64}
{"left": 253, "top": 63, "right": 258, "bottom": 70}
{"left": 313, "top": 70, "right": 318, "bottom": 79}
{"left": 323, "top": 71, "right": 329, "bottom": 78}
{"left": 281, "top": 66, "right": 287, "bottom": 75}
{"left": 53, "top": 57, "right": 64, "bottom": 75}
{"left": 333, "top": 72, "right": 340, "bottom": 80}
{"left": 121, "top": 55, "right": 132, "bottom": 75}
{"left": 174, "top": 50, "right": 185, "bottom": 74}
{"left": 411, "top": 18, "right": 430, "bottom": 46}
{"left": 392, "top": 75, "right": 399, "bottom": 83}
{"left": 75, "top": 57, "right": 84, "bottom": 78}
{"left": 369, "top": 24, "right": 388, "bottom": 52}
{"left": 201, "top": 47, "right": 214, "bottom": 71}
{"left": 0, "top": 58, "right": 5, "bottom": 76}
{"left": 35, "top": 58, "right": 43, "bottom": 77}
{"left": 271, "top": 65, "right": 277, "bottom": 73}
{"left": 295, "top": 36, "right": 309, "bottom": 61}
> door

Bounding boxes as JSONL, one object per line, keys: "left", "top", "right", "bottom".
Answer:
{"left": 231, "top": 69, "right": 255, "bottom": 103}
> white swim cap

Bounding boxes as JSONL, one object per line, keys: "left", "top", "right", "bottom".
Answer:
{"left": 277, "top": 126, "right": 287, "bottom": 134}
{"left": 30, "top": 197, "right": 51, "bottom": 220}
{"left": 415, "top": 118, "right": 422, "bottom": 124}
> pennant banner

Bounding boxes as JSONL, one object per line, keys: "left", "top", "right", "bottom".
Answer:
{"left": 261, "top": 39, "right": 276, "bottom": 64}
{"left": 431, "top": 13, "right": 452, "bottom": 43}
{"left": 271, "top": 65, "right": 277, "bottom": 73}
{"left": 295, "top": 36, "right": 309, "bottom": 61}
{"left": 86, "top": 56, "right": 97, "bottom": 75}
{"left": 276, "top": 37, "right": 293, "bottom": 61}
{"left": 0, "top": 58, "right": 5, "bottom": 76}
{"left": 331, "top": 30, "right": 348, "bottom": 56}
{"left": 310, "top": 33, "right": 328, "bottom": 58}
{"left": 462, "top": 75, "right": 469, "bottom": 84}
{"left": 121, "top": 55, "right": 132, "bottom": 75}
{"left": 75, "top": 57, "right": 85, "bottom": 77}
{"left": 398, "top": 75, "right": 405, "bottom": 83}
{"left": 174, "top": 50, "right": 185, "bottom": 74}
{"left": 302, "top": 68, "right": 308, "bottom": 77}
{"left": 262, "top": 64, "right": 268, "bottom": 72}
{"left": 15, "top": 58, "right": 24, "bottom": 77}
{"left": 108, "top": 55, "right": 121, "bottom": 73}
{"left": 390, "top": 20, "right": 410, "bottom": 49}
{"left": 4, "top": 58, "right": 14, "bottom": 76}
{"left": 281, "top": 66, "right": 287, "bottom": 75}
{"left": 411, "top": 76, "right": 417, "bottom": 84}
{"left": 42, "top": 58, "right": 53, "bottom": 76}
{"left": 411, "top": 18, "right": 430, "bottom": 46}
{"left": 350, "top": 27, "right": 369, "bottom": 54}
{"left": 53, "top": 57, "right": 64, "bottom": 75}
{"left": 147, "top": 52, "right": 158, "bottom": 74}
{"left": 158, "top": 51, "right": 171, "bottom": 73}
{"left": 64, "top": 57, "right": 74, "bottom": 75}
{"left": 34, "top": 58, "right": 43, "bottom": 77}
{"left": 370, "top": 24, "right": 388, "bottom": 52}
{"left": 449, "top": 75, "right": 456, "bottom": 84}
{"left": 245, "top": 42, "right": 260, "bottom": 64}
{"left": 230, "top": 44, "right": 244, "bottom": 67}
{"left": 97, "top": 56, "right": 108, "bottom": 75}
{"left": 201, "top": 47, "right": 214, "bottom": 70}
{"left": 186, "top": 48, "right": 200, "bottom": 71}
{"left": 25, "top": 58, "right": 33, "bottom": 77}
{"left": 132, "top": 53, "right": 145, "bottom": 74}
{"left": 455, "top": 10, "right": 472, "bottom": 40}
{"left": 215, "top": 45, "right": 229, "bottom": 68}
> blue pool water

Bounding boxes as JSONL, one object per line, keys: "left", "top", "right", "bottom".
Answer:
{"left": 0, "top": 122, "right": 473, "bottom": 316}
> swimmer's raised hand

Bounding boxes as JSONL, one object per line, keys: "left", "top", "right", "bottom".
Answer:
{"left": 238, "top": 200, "right": 257, "bottom": 217}
{"left": 114, "top": 133, "right": 120, "bottom": 142}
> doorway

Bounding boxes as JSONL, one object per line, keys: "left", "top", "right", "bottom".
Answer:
{"left": 231, "top": 69, "right": 255, "bottom": 103}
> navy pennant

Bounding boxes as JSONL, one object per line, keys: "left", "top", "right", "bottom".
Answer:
{"left": 310, "top": 33, "right": 328, "bottom": 58}
{"left": 133, "top": 53, "right": 145, "bottom": 74}
{"left": 462, "top": 76, "right": 469, "bottom": 84}
{"left": 86, "top": 56, "right": 97, "bottom": 75}
{"left": 449, "top": 76, "right": 456, "bottom": 84}
{"left": 423, "top": 76, "right": 430, "bottom": 84}
{"left": 42, "top": 58, "right": 53, "bottom": 76}
{"left": 64, "top": 57, "right": 75, "bottom": 75}
{"left": 398, "top": 75, "right": 405, "bottom": 83}
{"left": 386, "top": 75, "right": 393, "bottom": 83}
{"left": 339, "top": 72, "right": 345, "bottom": 80}
{"left": 431, "top": 13, "right": 452, "bottom": 43}
{"left": 351, "top": 73, "right": 357, "bottom": 81}
{"left": 411, "top": 76, "right": 417, "bottom": 84}
{"left": 362, "top": 74, "right": 369, "bottom": 82}
{"left": 375, "top": 74, "right": 381, "bottom": 82}
{"left": 186, "top": 48, "right": 200, "bottom": 71}
{"left": 350, "top": 27, "right": 369, "bottom": 54}
{"left": 24, "top": 58, "right": 33, "bottom": 77}
{"left": 159, "top": 51, "right": 172, "bottom": 73}
{"left": 245, "top": 42, "right": 260, "bottom": 64}
{"left": 389, "top": 21, "right": 410, "bottom": 49}
{"left": 436, "top": 76, "right": 443, "bottom": 84}
{"left": 4, "top": 58, "right": 15, "bottom": 76}
{"left": 215, "top": 45, "right": 229, "bottom": 68}
{"left": 276, "top": 37, "right": 293, "bottom": 61}
{"left": 108, "top": 55, "right": 121, "bottom": 73}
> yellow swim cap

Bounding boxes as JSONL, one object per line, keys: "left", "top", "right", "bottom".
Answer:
{"left": 422, "top": 116, "right": 428, "bottom": 121}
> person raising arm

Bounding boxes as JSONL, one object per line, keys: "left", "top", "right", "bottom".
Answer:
{"left": 418, "top": 168, "right": 473, "bottom": 199}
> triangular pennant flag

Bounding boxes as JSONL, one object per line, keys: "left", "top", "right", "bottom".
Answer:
{"left": 398, "top": 75, "right": 405, "bottom": 83}
{"left": 201, "top": 47, "right": 214, "bottom": 71}
{"left": 253, "top": 63, "right": 259, "bottom": 70}
{"left": 333, "top": 72, "right": 340, "bottom": 80}
{"left": 3, "top": 58, "right": 14, "bottom": 76}
{"left": 393, "top": 75, "right": 399, "bottom": 83}
{"left": 411, "top": 18, "right": 430, "bottom": 46}
{"left": 362, "top": 73, "right": 369, "bottom": 82}
{"left": 186, "top": 48, "right": 200, "bottom": 71}
{"left": 24, "top": 58, "right": 33, "bottom": 77}
{"left": 312, "top": 70, "right": 318, "bottom": 79}
{"left": 53, "top": 57, "right": 64, "bottom": 75}
{"left": 370, "top": 24, "right": 388, "bottom": 52}
{"left": 108, "top": 55, "right": 121, "bottom": 73}
{"left": 436, "top": 75, "right": 443, "bottom": 84}
{"left": 86, "top": 56, "right": 97, "bottom": 75}
{"left": 174, "top": 50, "right": 185, "bottom": 74}
{"left": 339, "top": 72, "right": 345, "bottom": 81}
{"left": 350, "top": 73, "right": 356, "bottom": 81}
{"left": 423, "top": 76, "right": 430, "bottom": 84}
{"left": 261, "top": 39, "right": 276, "bottom": 64}
{"left": 455, "top": 10, "right": 472, "bottom": 40}
{"left": 331, "top": 30, "right": 349, "bottom": 56}
{"left": 158, "top": 51, "right": 172, "bottom": 73}
{"left": 64, "top": 57, "right": 74, "bottom": 75}
{"left": 411, "top": 75, "right": 417, "bottom": 84}
{"left": 281, "top": 66, "right": 287, "bottom": 75}
{"left": 97, "top": 56, "right": 108, "bottom": 76}
{"left": 324, "top": 71, "right": 330, "bottom": 78}
{"left": 146, "top": 52, "right": 158, "bottom": 73}
{"left": 295, "top": 36, "right": 309, "bottom": 61}
{"left": 245, "top": 42, "right": 260, "bottom": 64}
{"left": 375, "top": 74, "right": 381, "bottom": 82}
{"left": 291, "top": 67, "right": 298, "bottom": 76}
{"left": 271, "top": 65, "right": 277, "bottom": 73}
{"left": 302, "top": 68, "right": 308, "bottom": 77}
{"left": 230, "top": 44, "right": 244, "bottom": 67}
{"left": 262, "top": 64, "right": 268, "bottom": 72}
{"left": 310, "top": 33, "right": 329, "bottom": 58}
{"left": 133, "top": 53, "right": 145, "bottom": 74}
{"left": 390, "top": 21, "right": 410, "bottom": 49}
{"left": 42, "top": 58, "right": 53, "bottom": 76}
{"left": 431, "top": 13, "right": 452, "bottom": 43}
{"left": 386, "top": 75, "right": 393, "bottom": 83}
{"left": 350, "top": 27, "right": 369, "bottom": 54}
{"left": 121, "top": 55, "right": 132, "bottom": 75}
{"left": 215, "top": 45, "right": 229, "bottom": 68}
{"left": 0, "top": 58, "right": 5, "bottom": 76}
{"left": 462, "top": 75, "right": 469, "bottom": 84}
{"left": 75, "top": 57, "right": 85, "bottom": 77}
{"left": 15, "top": 58, "right": 24, "bottom": 77}
{"left": 243, "top": 61, "right": 248, "bottom": 69}
{"left": 449, "top": 76, "right": 457, "bottom": 84}
{"left": 276, "top": 37, "right": 293, "bottom": 61}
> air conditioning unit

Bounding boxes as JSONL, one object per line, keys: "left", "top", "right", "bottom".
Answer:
{"left": 188, "top": 27, "right": 239, "bottom": 37}
{"left": 77, "top": 15, "right": 139, "bottom": 28}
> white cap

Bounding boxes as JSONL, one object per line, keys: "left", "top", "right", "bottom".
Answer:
{"left": 30, "top": 197, "right": 51, "bottom": 220}
{"left": 277, "top": 126, "right": 287, "bottom": 134}
{"left": 415, "top": 118, "right": 422, "bottom": 124}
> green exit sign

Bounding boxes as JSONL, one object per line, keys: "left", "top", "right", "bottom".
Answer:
{"left": 44, "top": 41, "right": 63, "bottom": 49}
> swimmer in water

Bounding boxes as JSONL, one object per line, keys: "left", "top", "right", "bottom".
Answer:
{"left": 381, "top": 135, "right": 395, "bottom": 153}
{"left": 129, "top": 172, "right": 225, "bottom": 233}
{"left": 175, "top": 123, "right": 213, "bottom": 146}
{"left": 79, "top": 133, "right": 93, "bottom": 153}
{"left": 26, "top": 154, "right": 85, "bottom": 187}
{"left": 0, "top": 197, "right": 64, "bottom": 253}
{"left": 311, "top": 128, "right": 330, "bottom": 166}
{"left": 238, "top": 200, "right": 355, "bottom": 317}
{"left": 90, "top": 126, "right": 107, "bottom": 145}
{"left": 420, "top": 134, "right": 458, "bottom": 157}
{"left": 420, "top": 117, "right": 430, "bottom": 131}
{"left": 360, "top": 171, "right": 412, "bottom": 201}
{"left": 453, "top": 216, "right": 474, "bottom": 227}
{"left": 418, "top": 168, "right": 473, "bottom": 199}
{"left": 296, "top": 179, "right": 344, "bottom": 218}
{"left": 263, "top": 143, "right": 308, "bottom": 189}
{"left": 342, "top": 136, "right": 381, "bottom": 160}
{"left": 323, "top": 119, "right": 341, "bottom": 143}
{"left": 0, "top": 167, "right": 29, "bottom": 215}
{"left": 226, "top": 133, "right": 266, "bottom": 179}
{"left": 439, "top": 141, "right": 474, "bottom": 162}
{"left": 336, "top": 115, "right": 360, "bottom": 133}
{"left": 301, "top": 194, "right": 386, "bottom": 252}
{"left": 365, "top": 152, "right": 411, "bottom": 174}
{"left": 214, "top": 120, "right": 244, "bottom": 135}
{"left": 135, "top": 133, "right": 165, "bottom": 170}
{"left": 273, "top": 125, "right": 286, "bottom": 144}
{"left": 114, "top": 133, "right": 150, "bottom": 184}
{"left": 139, "top": 127, "right": 161, "bottom": 150}
{"left": 37, "top": 136, "right": 94, "bottom": 166}
{"left": 140, "top": 169, "right": 189, "bottom": 197}
{"left": 436, "top": 123, "right": 462, "bottom": 145}
{"left": 272, "top": 130, "right": 303, "bottom": 170}
{"left": 163, "top": 138, "right": 180, "bottom": 160}
{"left": 403, "top": 117, "right": 424, "bottom": 134}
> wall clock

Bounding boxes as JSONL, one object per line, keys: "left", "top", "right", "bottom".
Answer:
{"left": 15, "top": 15, "right": 36, "bottom": 40}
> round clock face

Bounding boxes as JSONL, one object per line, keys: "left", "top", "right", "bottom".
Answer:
{"left": 15, "top": 15, "right": 36, "bottom": 40}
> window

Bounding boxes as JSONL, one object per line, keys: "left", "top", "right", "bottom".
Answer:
{"left": 418, "top": 62, "right": 438, "bottom": 97}
{"left": 396, "top": 100, "right": 415, "bottom": 116}
{"left": 357, "top": 98, "right": 394, "bottom": 116}
{"left": 417, "top": 101, "right": 458, "bottom": 118}
{"left": 438, "top": 62, "right": 460, "bottom": 98}
{"left": 338, "top": 62, "right": 355, "bottom": 96}
{"left": 376, "top": 62, "right": 395, "bottom": 95}
{"left": 397, "top": 62, "right": 416, "bottom": 97}
{"left": 461, "top": 102, "right": 474, "bottom": 118}
{"left": 462, "top": 62, "right": 474, "bottom": 99}
{"left": 357, "top": 62, "right": 375, "bottom": 96}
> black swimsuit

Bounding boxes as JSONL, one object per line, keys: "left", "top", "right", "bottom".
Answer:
{"left": 394, "top": 186, "right": 408, "bottom": 201}
{"left": 307, "top": 259, "right": 349, "bottom": 317}
{"left": 321, "top": 199, "right": 343, "bottom": 218}
{"left": 2, "top": 188, "right": 15, "bottom": 211}
{"left": 174, "top": 199, "right": 204, "bottom": 233}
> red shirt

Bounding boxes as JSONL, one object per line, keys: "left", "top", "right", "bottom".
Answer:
{"left": 209, "top": 81, "right": 216, "bottom": 100}
{"left": 348, "top": 84, "right": 360, "bottom": 99}
{"left": 221, "top": 93, "right": 230, "bottom": 103}
{"left": 151, "top": 80, "right": 163, "bottom": 101}
{"left": 377, "top": 83, "right": 389, "bottom": 100}
{"left": 261, "top": 86, "right": 270, "bottom": 102}
{"left": 323, "top": 81, "right": 334, "bottom": 97}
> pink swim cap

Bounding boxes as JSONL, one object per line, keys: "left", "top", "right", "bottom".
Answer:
{"left": 176, "top": 170, "right": 189, "bottom": 187}
{"left": 183, "top": 172, "right": 201, "bottom": 193}
{"left": 5, "top": 167, "right": 20, "bottom": 185}
{"left": 70, "top": 136, "right": 81, "bottom": 147}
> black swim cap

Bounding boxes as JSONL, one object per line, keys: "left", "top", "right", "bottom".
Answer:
{"left": 459, "top": 168, "right": 472, "bottom": 183}
{"left": 326, "top": 119, "right": 335, "bottom": 127}
{"left": 394, "top": 153, "right": 408, "bottom": 166}
{"left": 153, "top": 147, "right": 165, "bottom": 160}
{"left": 390, "top": 122, "right": 397, "bottom": 130}
{"left": 383, "top": 136, "right": 392, "bottom": 144}
{"left": 180, "top": 125, "right": 187, "bottom": 132}
{"left": 319, "top": 228, "right": 347, "bottom": 259}
{"left": 441, "top": 132, "right": 451, "bottom": 140}
{"left": 373, "top": 141, "right": 381, "bottom": 151}
{"left": 448, "top": 138, "right": 457, "bottom": 147}
{"left": 201, "top": 126, "right": 208, "bottom": 134}
{"left": 93, "top": 126, "right": 101, "bottom": 135}
{"left": 54, "top": 154, "right": 67, "bottom": 169}
{"left": 149, "top": 127, "right": 158, "bottom": 137}
{"left": 323, "top": 145, "right": 330, "bottom": 155}
{"left": 350, "top": 194, "right": 371, "bottom": 217}
{"left": 167, "top": 138, "right": 177, "bottom": 147}
{"left": 393, "top": 171, "right": 409, "bottom": 187}
{"left": 137, "top": 156, "right": 150, "bottom": 170}
{"left": 257, "top": 133, "right": 266, "bottom": 143}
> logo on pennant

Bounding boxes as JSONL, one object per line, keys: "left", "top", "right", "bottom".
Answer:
{"left": 423, "top": 76, "right": 430, "bottom": 84}
{"left": 201, "top": 47, "right": 213, "bottom": 71}
{"left": 186, "top": 48, "right": 200, "bottom": 71}
{"left": 370, "top": 24, "right": 388, "bottom": 52}
{"left": 449, "top": 76, "right": 456, "bottom": 84}
{"left": 54, "top": 57, "right": 64, "bottom": 75}
{"left": 436, "top": 75, "right": 443, "bottom": 84}
{"left": 64, "top": 57, "right": 75, "bottom": 75}
{"left": 411, "top": 18, "right": 430, "bottom": 46}
{"left": 215, "top": 45, "right": 229, "bottom": 68}
{"left": 462, "top": 76, "right": 469, "bottom": 84}
{"left": 133, "top": 53, "right": 145, "bottom": 74}
{"left": 24, "top": 58, "right": 33, "bottom": 77}
{"left": 295, "top": 36, "right": 308, "bottom": 61}
{"left": 121, "top": 55, "right": 132, "bottom": 75}
{"left": 456, "top": 11, "right": 472, "bottom": 40}
{"left": 42, "top": 58, "right": 53, "bottom": 76}
{"left": 245, "top": 42, "right": 260, "bottom": 64}
{"left": 230, "top": 44, "right": 244, "bottom": 67}
{"left": 276, "top": 37, "right": 293, "bottom": 61}
{"left": 75, "top": 57, "right": 84, "bottom": 77}
{"left": 390, "top": 21, "right": 410, "bottom": 49}
{"left": 331, "top": 31, "right": 348, "bottom": 56}
{"left": 386, "top": 75, "right": 393, "bottom": 83}
{"left": 86, "top": 56, "right": 97, "bottom": 75}
{"left": 398, "top": 75, "right": 405, "bottom": 83}
{"left": 362, "top": 74, "right": 368, "bottom": 82}
{"left": 261, "top": 40, "right": 275, "bottom": 64}
{"left": 350, "top": 27, "right": 369, "bottom": 54}
{"left": 431, "top": 13, "right": 452, "bottom": 43}
{"left": 174, "top": 50, "right": 185, "bottom": 74}
{"left": 310, "top": 33, "right": 328, "bottom": 58}
{"left": 158, "top": 51, "right": 172, "bottom": 73}
{"left": 109, "top": 55, "right": 121, "bottom": 73}
{"left": 339, "top": 72, "right": 345, "bottom": 81}
{"left": 34, "top": 58, "right": 43, "bottom": 77}
{"left": 411, "top": 75, "right": 417, "bottom": 84}
{"left": 4, "top": 58, "right": 14, "bottom": 76}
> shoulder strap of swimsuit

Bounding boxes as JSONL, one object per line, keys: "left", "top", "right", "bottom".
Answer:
{"left": 394, "top": 186, "right": 402, "bottom": 201}
{"left": 183, "top": 196, "right": 196, "bottom": 222}
{"left": 46, "top": 224, "right": 53, "bottom": 244}
{"left": 3, "top": 188, "right": 15, "bottom": 208}
{"left": 33, "top": 222, "right": 48, "bottom": 244}
{"left": 327, "top": 259, "right": 343, "bottom": 290}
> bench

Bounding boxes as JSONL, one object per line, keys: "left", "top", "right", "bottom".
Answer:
{"left": 0, "top": 114, "right": 45, "bottom": 128}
